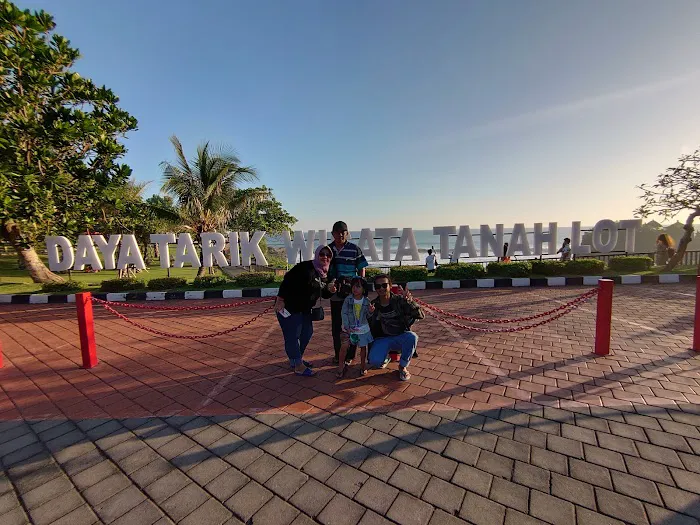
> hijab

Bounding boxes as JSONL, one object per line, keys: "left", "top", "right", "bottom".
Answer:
{"left": 313, "top": 245, "right": 332, "bottom": 278}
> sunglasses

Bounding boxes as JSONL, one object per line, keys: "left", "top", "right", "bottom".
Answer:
{"left": 374, "top": 282, "right": 390, "bottom": 290}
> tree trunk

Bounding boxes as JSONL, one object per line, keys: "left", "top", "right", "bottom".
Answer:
{"left": 664, "top": 209, "right": 700, "bottom": 271}
{"left": 1, "top": 220, "right": 65, "bottom": 283}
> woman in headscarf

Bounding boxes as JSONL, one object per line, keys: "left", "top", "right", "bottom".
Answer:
{"left": 275, "top": 245, "right": 336, "bottom": 376}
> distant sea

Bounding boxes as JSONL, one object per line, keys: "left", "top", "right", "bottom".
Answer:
{"left": 266, "top": 227, "right": 577, "bottom": 266}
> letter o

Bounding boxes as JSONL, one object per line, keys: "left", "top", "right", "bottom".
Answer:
{"left": 592, "top": 220, "right": 618, "bottom": 253}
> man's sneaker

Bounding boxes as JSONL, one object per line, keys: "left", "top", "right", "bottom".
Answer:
{"left": 380, "top": 357, "right": 391, "bottom": 369}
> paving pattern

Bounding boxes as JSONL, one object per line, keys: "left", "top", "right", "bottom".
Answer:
{"left": 0, "top": 283, "right": 699, "bottom": 525}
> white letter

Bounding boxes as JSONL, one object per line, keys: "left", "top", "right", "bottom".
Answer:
{"left": 507, "top": 224, "right": 532, "bottom": 256}
{"left": 395, "top": 228, "right": 420, "bottom": 261}
{"left": 228, "top": 232, "right": 241, "bottom": 266}
{"left": 73, "top": 235, "right": 103, "bottom": 271}
{"left": 375, "top": 228, "right": 398, "bottom": 261}
{"left": 92, "top": 234, "right": 121, "bottom": 270}
{"left": 592, "top": 219, "right": 618, "bottom": 253}
{"left": 358, "top": 229, "right": 379, "bottom": 262}
{"left": 620, "top": 219, "right": 642, "bottom": 253}
{"left": 201, "top": 232, "right": 229, "bottom": 267}
{"left": 45, "top": 236, "right": 74, "bottom": 272}
{"left": 533, "top": 222, "right": 558, "bottom": 256}
{"left": 117, "top": 234, "right": 146, "bottom": 270}
{"left": 240, "top": 231, "right": 268, "bottom": 266}
{"left": 281, "top": 230, "right": 315, "bottom": 263}
{"left": 173, "top": 233, "right": 201, "bottom": 268}
{"left": 453, "top": 226, "right": 478, "bottom": 259}
{"left": 571, "top": 221, "right": 591, "bottom": 255}
{"left": 150, "top": 233, "right": 176, "bottom": 269}
{"left": 479, "top": 224, "right": 504, "bottom": 257}
{"left": 433, "top": 226, "right": 456, "bottom": 260}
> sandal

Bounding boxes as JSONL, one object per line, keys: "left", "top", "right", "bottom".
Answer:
{"left": 290, "top": 360, "right": 314, "bottom": 370}
{"left": 295, "top": 367, "right": 316, "bottom": 377}
{"left": 336, "top": 365, "right": 347, "bottom": 379}
{"left": 361, "top": 368, "right": 368, "bottom": 376}
{"left": 399, "top": 369, "right": 411, "bottom": 381}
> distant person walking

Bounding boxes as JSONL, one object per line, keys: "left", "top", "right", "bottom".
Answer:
{"left": 500, "top": 242, "right": 510, "bottom": 263}
{"left": 655, "top": 234, "right": 675, "bottom": 266}
{"left": 557, "top": 238, "right": 572, "bottom": 262}
{"left": 425, "top": 249, "right": 438, "bottom": 271}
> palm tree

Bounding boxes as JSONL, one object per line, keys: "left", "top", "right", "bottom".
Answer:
{"left": 160, "top": 135, "right": 260, "bottom": 275}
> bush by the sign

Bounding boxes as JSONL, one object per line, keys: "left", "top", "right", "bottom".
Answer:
{"left": 234, "top": 272, "right": 275, "bottom": 288}
{"left": 389, "top": 266, "right": 429, "bottom": 283}
{"left": 100, "top": 278, "right": 146, "bottom": 292}
{"left": 565, "top": 259, "right": 606, "bottom": 275}
{"left": 193, "top": 275, "right": 231, "bottom": 288}
{"left": 486, "top": 261, "right": 532, "bottom": 278}
{"left": 608, "top": 256, "right": 653, "bottom": 272}
{"left": 364, "top": 267, "right": 383, "bottom": 281}
{"left": 531, "top": 260, "right": 567, "bottom": 276}
{"left": 434, "top": 263, "right": 486, "bottom": 280}
{"left": 147, "top": 277, "right": 188, "bottom": 290}
{"left": 41, "top": 280, "right": 85, "bottom": 293}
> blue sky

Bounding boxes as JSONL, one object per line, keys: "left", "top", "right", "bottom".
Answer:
{"left": 18, "top": 0, "right": 700, "bottom": 230}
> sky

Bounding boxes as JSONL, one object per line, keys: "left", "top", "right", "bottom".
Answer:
{"left": 17, "top": 0, "right": 700, "bottom": 231}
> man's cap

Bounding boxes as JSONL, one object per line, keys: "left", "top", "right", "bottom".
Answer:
{"left": 332, "top": 221, "right": 348, "bottom": 233}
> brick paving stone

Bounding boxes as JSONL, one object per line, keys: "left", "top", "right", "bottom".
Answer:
{"left": 71, "top": 460, "right": 118, "bottom": 491}
{"left": 415, "top": 429, "right": 449, "bottom": 454}
{"left": 547, "top": 434, "right": 584, "bottom": 458}
{"left": 273, "top": 415, "right": 307, "bottom": 436}
{"left": 389, "top": 421, "right": 422, "bottom": 443}
{"left": 243, "top": 452, "right": 285, "bottom": 484}
{"left": 359, "top": 510, "right": 395, "bottom": 525}
{"left": 411, "top": 412, "right": 442, "bottom": 430}
{"left": 386, "top": 492, "right": 434, "bottom": 525}
{"left": 551, "top": 472, "right": 596, "bottom": 509}
{"left": 504, "top": 508, "right": 546, "bottom": 525}
{"left": 443, "top": 439, "right": 480, "bottom": 466}
{"left": 260, "top": 431, "right": 295, "bottom": 457}
{"left": 644, "top": 503, "right": 699, "bottom": 525}
{"left": 657, "top": 484, "right": 700, "bottom": 520}
{"left": 2, "top": 442, "right": 45, "bottom": 468}
{"left": 51, "top": 504, "right": 100, "bottom": 525}
{"left": 512, "top": 460, "right": 549, "bottom": 492}
{"left": 459, "top": 491, "right": 506, "bottom": 525}
{"left": 482, "top": 418, "right": 514, "bottom": 440}
{"left": 679, "top": 452, "right": 700, "bottom": 474}
{"left": 624, "top": 456, "right": 674, "bottom": 485}
{"left": 225, "top": 480, "right": 273, "bottom": 523}
{"left": 354, "top": 477, "right": 400, "bottom": 515}
{"left": 293, "top": 423, "right": 325, "bottom": 445}
{"left": 1, "top": 433, "right": 39, "bottom": 456}
{"left": 225, "top": 441, "right": 265, "bottom": 469}
{"left": 93, "top": 485, "right": 146, "bottom": 523}
{"left": 318, "top": 493, "right": 367, "bottom": 525}
{"left": 209, "top": 433, "right": 246, "bottom": 457}
{"left": 429, "top": 508, "right": 470, "bottom": 525}
{"left": 180, "top": 498, "right": 232, "bottom": 525}
{"left": 191, "top": 425, "right": 229, "bottom": 448}
{"left": 104, "top": 439, "right": 145, "bottom": 463}
{"left": 241, "top": 423, "right": 277, "bottom": 446}
{"left": 595, "top": 487, "right": 650, "bottom": 525}
{"left": 464, "top": 428, "right": 498, "bottom": 451}
{"left": 636, "top": 442, "right": 684, "bottom": 468}
{"left": 569, "top": 458, "right": 613, "bottom": 489}
{"left": 452, "top": 463, "right": 494, "bottom": 496}
{"left": 110, "top": 500, "right": 163, "bottom": 525}
{"left": 561, "top": 423, "right": 598, "bottom": 445}
{"left": 360, "top": 452, "right": 399, "bottom": 482}
{"left": 64, "top": 448, "right": 107, "bottom": 476}
{"left": 83, "top": 473, "right": 132, "bottom": 506}
{"left": 531, "top": 446, "right": 568, "bottom": 475}
{"left": 53, "top": 440, "right": 97, "bottom": 464}
{"left": 363, "top": 431, "right": 399, "bottom": 456}
{"left": 530, "top": 490, "right": 576, "bottom": 525}
{"left": 322, "top": 415, "right": 353, "bottom": 434}
{"left": 0, "top": 491, "right": 21, "bottom": 513}
{"left": 610, "top": 470, "right": 663, "bottom": 505}
{"left": 575, "top": 507, "right": 626, "bottom": 525}
{"left": 301, "top": 452, "right": 341, "bottom": 482}
{"left": 118, "top": 446, "right": 160, "bottom": 475}
{"left": 289, "top": 478, "right": 336, "bottom": 517}
{"left": 251, "top": 496, "right": 299, "bottom": 525}
{"left": 645, "top": 428, "right": 693, "bottom": 453}
{"left": 313, "top": 431, "right": 349, "bottom": 456}
{"left": 130, "top": 458, "right": 176, "bottom": 488}
{"left": 290, "top": 515, "right": 318, "bottom": 525}
{"left": 281, "top": 441, "right": 318, "bottom": 469}
{"left": 11, "top": 461, "right": 63, "bottom": 493}
{"left": 171, "top": 444, "right": 213, "bottom": 472}
{"left": 145, "top": 470, "right": 190, "bottom": 503}
{"left": 476, "top": 450, "right": 513, "bottom": 479}
{"left": 670, "top": 467, "right": 700, "bottom": 493}
{"left": 583, "top": 444, "right": 626, "bottom": 471}
{"left": 189, "top": 455, "right": 231, "bottom": 486}
{"left": 513, "top": 426, "right": 547, "bottom": 448}
{"left": 494, "top": 437, "right": 530, "bottom": 462}
{"left": 388, "top": 463, "right": 431, "bottom": 497}
{"left": 419, "top": 451, "right": 458, "bottom": 480}
{"left": 597, "top": 432, "right": 639, "bottom": 456}
{"left": 156, "top": 435, "right": 196, "bottom": 460}
{"left": 221, "top": 416, "right": 258, "bottom": 436}
{"left": 327, "top": 464, "right": 369, "bottom": 498}
{"left": 489, "top": 477, "right": 528, "bottom": 513}
{"left": 434, "top": 420, "right": 468, "bottom": 440}
{"left": 3, "top": 505, "right": 28, "bottom": 525}
{"left": 265, "top": 464, "right": 308, "bottom": 500}
{"left": 162, "top": 483, "right": 211, "bottom": 522}
{"left": 607, "top": 421, "right": 648, "bottom": 442}
{"left": 390, "top": 441, "right": 427, "bottom": 467}
{"left": 341, "top": 422, "right": 375, "bottom": 444}
{"left": 29, "top": 490, "right": 84, "bottom": 525}
{"left": 21, "top": 475, "right": 74, "bottom": 509}
{"left": 422, "top": 476, "right": 465, "bottom": 514}
{"left": 206, "top": 468, "right": 250, "bottom": 501}
{"left": 95, "top": 429, "right": 132, "bottom": 452}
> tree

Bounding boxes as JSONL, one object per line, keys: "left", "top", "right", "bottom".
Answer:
{"left": 228, "top": 186, "right": 297, "bottom": 236}
{"left": 0, "top": 2, "right": 138, "bottom": 282}
{"left": 160, "top": 135, "right": 259, "bottom": 275}
{"left": 637, "top": 148, "right": 700, "bottom": 270}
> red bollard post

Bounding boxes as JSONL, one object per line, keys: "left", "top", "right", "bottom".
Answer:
{"left": 595, "top": 279, "right": 614, "bottom": 356}
{"left": 693, "top": 276, "right": 700, "bottom": 352}
{"left": 76, "top": 292, "right": 98, "bottom": 368}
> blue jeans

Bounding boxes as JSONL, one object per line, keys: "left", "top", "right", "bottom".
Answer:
{"left": 277, "top": 312, "right": 313, "bottom": 367}
{"left": 368, "top": 331, "right": 418, "bottom": 369}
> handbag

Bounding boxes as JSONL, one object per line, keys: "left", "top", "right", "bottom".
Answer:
{"left": 311, "top": 276, "right": 325, "bottom": 322}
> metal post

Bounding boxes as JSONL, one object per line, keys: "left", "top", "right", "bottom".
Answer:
{"left": 75, "top": 292, "right": 98, "bottom": 368}
{"left": 595, "top": 279, "right": 614, "bottom": 355}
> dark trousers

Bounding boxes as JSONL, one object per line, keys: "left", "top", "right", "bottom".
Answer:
{"left": 277, "top": 312, "right": 313, "bottom": 366}
{"left": 331, "top": 299, "right": 356, "bottom": 361}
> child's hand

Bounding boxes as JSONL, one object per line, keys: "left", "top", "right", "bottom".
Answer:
{"left": 327, "top": 280, "right": 337, "bottom": 294}
{"left": 368, "top": 303, "right": 375, "bottom": 314}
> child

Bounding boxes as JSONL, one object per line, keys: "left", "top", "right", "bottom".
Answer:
{"left": 339, "top": 277, "right": 374, "bottom": 378}
{"left": 557, "top": 238, "right": 571, "bottom": 261}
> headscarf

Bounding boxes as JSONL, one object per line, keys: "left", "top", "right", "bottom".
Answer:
{"left": 313, "top": 245, "right": 332, "bottom": 278}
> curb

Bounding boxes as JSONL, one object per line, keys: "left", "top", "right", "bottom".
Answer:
{"left": 0, "top": 274, "right": 694, "bottom": 305}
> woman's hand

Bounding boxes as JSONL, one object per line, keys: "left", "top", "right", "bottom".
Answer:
{"left": 275, "top": 297, "right": 286, "bottom": 313}
{"left": 368, "top": 303, "right": 375, "bottom": 314}
{"left": 327, "top": 280, "right": 337, "bottom": 294}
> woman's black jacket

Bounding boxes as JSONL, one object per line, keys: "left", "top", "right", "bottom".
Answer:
{"left": 277, "top": 261, "right": 333, "bottom": 314}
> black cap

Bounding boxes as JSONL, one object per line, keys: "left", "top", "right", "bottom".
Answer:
{"left": 332, "top": 221, "right": 348, "bottom": 233}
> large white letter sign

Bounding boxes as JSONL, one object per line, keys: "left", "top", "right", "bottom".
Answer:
{"left": 92, "top": 234, "right": 121, "bottom": 270}
{"left": 479, "top": 224, "right": 504, "bottom": 257}
{"left": 453, "top": 226, "right": 478, "bottom": 259}
{"left": 116, "top": 234, "right": 146, "bottom": 270}
{"left": 358, "top": 229, "right": 380, "bottom": 262}
{"left": 173, "top": 233, "right": 201, "bottom": 268}
{"left": 46, "top": 236, "right": 74, "bottom": 272}
{"left": 201, "top": 232, "right": 229, "bottom": 267}
{"left": 592, "top": 219, "right": 618, "bottom": 253}
{"left": 150, "top": 233, "right": 176, "bottom": 269}
{"left": 73, "top": 235, "right": 103, "bottom": 271}
{"left": 395, "top": 228, "right": 420, "bottom": 261}
{"left": 282, "top": 230, "right": 317, "bottom": 263}
{"left": 571, "top": 221, "right": 591, "bottom": 255}
{"left": 620, "top": 219, "right": 642, "bottom": 253}
{"left": 433, "top": 226, "right": 456, "bottom": 260}
{"left": 240, "top": 231, "right": 268, "bottom": 266}
{"left": 228, "top": 232, "right": 241, "bottom": 266}
{"left": 533, "top": 222, "right": 558, "bottom": 256}
{"left": 375, "top": 228, "right": 398, "bottom": 262}
{"left": 507, "top": 223, "right": 532, "bottom": 256}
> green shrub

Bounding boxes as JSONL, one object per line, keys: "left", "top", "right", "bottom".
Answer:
{"left": 434, "top": 263, "right": 486, "bottom": 280}
{"left": 234, "top": 272, "right": 275, "bottom": 287}
{"left": 364, "top": 267, "right": 383, "bottom": 281}
{"left": 99, "top": 278, "right": 146, "bottom": 292}
{"left": 608, "top": 256, "right": 653, "bottom": 272}
{"left": 192, "top": 275, "right": 230, "bottom": 288}
{"left": 565, "top": 258, "right": 606, "bottom": 275}
{"left": 531, "top": 260, "right": 567, "bottom": 276}
{"left": 41, "top": 280, "right": 85, "bottom": 293}
{"left": 265, "top": 254, "right": 289, "bottom": 269}
{"left": 389, "top": 266, "right": 429, "bottom": 282}
{"left": 486, "top": 261, "right": 532, "bottom": 278}
{"left": 147, "top": 277, "right": 188, "bottom": 290}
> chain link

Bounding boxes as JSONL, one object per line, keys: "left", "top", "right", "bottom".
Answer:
{"left": 91, "top": 296, "right": 274, "bottom": 311}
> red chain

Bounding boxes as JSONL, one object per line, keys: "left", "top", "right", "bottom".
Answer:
{"left": 91, "top": 296, "right": 274, "bottom": 311}
{"left": 94, "top": 302, "right": 274, "bottom": 339}
{"left": 414, "top": 288, "right": 597, "bottom": 324}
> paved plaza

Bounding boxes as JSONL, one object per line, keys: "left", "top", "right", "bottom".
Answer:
{"left": 1, "top": 284, "right": 699, "bottom": 525}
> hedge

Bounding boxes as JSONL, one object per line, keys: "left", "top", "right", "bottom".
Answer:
{"left": 434, "top": 263, "right": 486, "bottom": 280}
{"left": 234, "top": 272, "right": 275, "bottom": 287}
{"left": 608, "top": 256, "right": 653, "bottom": 272}
{"left": 99, "top": 278, "right": 146, "bottom": 292}
{"left": 147, "top": 277, "right": 188, "bottom": 290}
{"left": 531, "top": 260, "right": 567, "bottom": 276}
{"left": 389, "top": 266, "right": 429, "bottom": 282}
{"left": 41, "top": 280, "right": 85, "bottom": 293}
{"left": 565, "top": 259, "right": 606, "bottom": 275}
{"left": 364, "top": 267, "right": 383, "bottom": 281}
{"left": 486, "top": 261, "right": 532, "bottom": 278}
{"left": 192, "top": 275, "right": 230, "bottom": 288}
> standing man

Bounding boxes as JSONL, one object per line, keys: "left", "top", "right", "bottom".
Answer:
{"left": 328, "top": 221, "right": 368, "bottom": 365}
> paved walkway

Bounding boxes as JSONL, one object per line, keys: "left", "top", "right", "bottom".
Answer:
{"left": 0, "top": 284, "right": 699, "bottom": 525}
